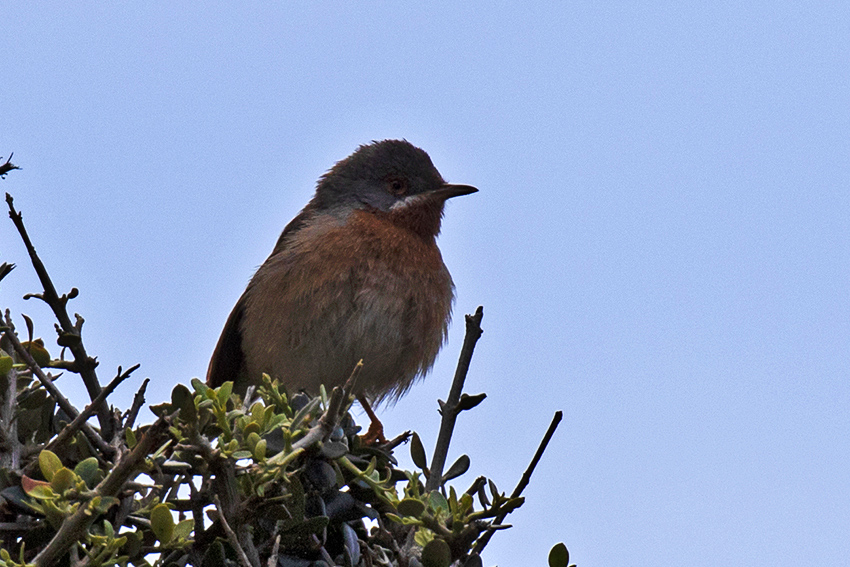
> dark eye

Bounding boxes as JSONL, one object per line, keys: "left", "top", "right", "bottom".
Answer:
{"left": 388, "top": 178, "right": 408, "bottom": 196}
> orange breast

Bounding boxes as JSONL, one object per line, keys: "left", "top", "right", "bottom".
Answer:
{"left": 239, "top": 209, "right": 455, "bottom": 402}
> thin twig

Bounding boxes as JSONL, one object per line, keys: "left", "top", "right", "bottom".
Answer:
{"left": 425, "top": 306, "right": 484, "bottom": 492}
{"left": 124, "top": 377, "right": 150, "bottom": 430}
{"left": 212, "top": 495, "right": 255, "bottom": 567}
{"left": 43, "top": 365, "right": 138, "bottom": 454}
{"left": 266, "top": 534, "right": 281, "bottom": 567}
{"left": 2, "top": 313, "right": 113, "bottom": 458}
{"left": 472, "top": 410, "right": 563, "bottom": 555}
{"left": 5, "top": 193, "right": 114, "bottom": 439}
{"left": 287, "top": 361, "right": 360, "bottom": 454}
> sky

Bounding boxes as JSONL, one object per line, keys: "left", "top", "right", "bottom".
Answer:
{"left": 3, "top": 3, "right": 849, "bottom": 566}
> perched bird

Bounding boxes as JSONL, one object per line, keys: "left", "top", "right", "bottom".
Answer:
{"left": 207, "top": 140, "right": 476, "bottom": 435}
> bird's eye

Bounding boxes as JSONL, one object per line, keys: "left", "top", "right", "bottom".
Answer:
{"left": 388, "top": 179, "right": 408, "bottom": 196}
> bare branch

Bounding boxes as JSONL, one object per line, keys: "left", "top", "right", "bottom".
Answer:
{"left": 212, "top": 495, "right": 256, "bottom": 567}
{"left": 472, "top": 410, "right": 563, "bottom": 555}
{"left": 40, "top": 364, "right": 138, "bottom": 459}
{"left": 5, "top": 193, "right": 114, "bottom": 438}
{"left": 124, "top": 377, "right": 150, "bottom": 430}
{"left": 426, "top": 306, "right": 484, "bottom": 491}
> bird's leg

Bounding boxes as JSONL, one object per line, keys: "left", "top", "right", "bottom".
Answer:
{"left": 357, "top": 395, "right": 388, "bottom": 445}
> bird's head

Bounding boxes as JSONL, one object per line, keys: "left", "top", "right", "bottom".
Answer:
{"left": 313, "top": 140, "right": 477, "bottom": 238}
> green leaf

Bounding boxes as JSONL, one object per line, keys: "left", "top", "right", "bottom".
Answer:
{"left": 191, "top": 377, "right": 208, "bottom": 394}
{"left": 290, "top": 397, "right": 320, "bottom": 430}
{"left": 548, "top": 542, "right": 569, "bottom": 567}
{"left": 171, "top": 384, "right": 196, "bottom": 422}
{"left": 26, "top": 484, "right": 56, "bottom": 500}
{"left": 253, "top": 439, "right": 267, "bottom": 461}
{"left": 122, "top": 530, "right": 143, "bottom": 558}
{"left": 428, "top": 491, "right": 449, "bottom": 513}
{"left": 150, "top": 503, "right": 175, "bottom": 544}
{"left": 488, "top": 479, "right": 500, "bottom": 498}
{"left": 217, "top": 381, "right": 233, "bottom": 406}
{"left": 443, "top": 454, "right": 470, "bottom": 482}
{"left": 457, "top": 392, "right": 487, "bottom": 412}
{"left": 50, "top": 467, "right": 75, "bottom": 493}
{"left": 174, "top": 518, "right": 194, "bottom": 541}
{"left": 22, "top": 340, "right": 51, "bottom": 367}
{"left": 250, "top": 401, "right": 265, "bottom": 422}
{"left": 125, "top": 427, "right": 137, "bottom": 449}
{"left": 499, "top": 496, "right": 525, "bottom": 515}
{"left": 74, "top": 457, "right": 100, "bottom": 488}
{"left": 56, "top": 332, "right": 81, "bottom": 348}
{"left": 0, "top": 355, "right": 13, "bottom": 376}
{"left": 396, "top": 498, "right": 426, "bottom": 518}
{"left": 321, "top": 440, "right": 348, "bottom": 459}
{"left": 414, "top": 526, "right": 435, "bottom": 546}
{"left": 281, "top": 515, "right": 329, "bottom": 536}
{"left": 39, "top": 450, "right": 63, "bottom": 482}
{"left": 363, "top": 457, "right": 378, "bottom": 478}
{"left": 242, "top": 421, "right": 260, "bottom": 438}
{"left": 421, "top": 538, "right": 451, "bottom": 567}
{"left": 410, "top": 432, "right": 428, "bottom": 471}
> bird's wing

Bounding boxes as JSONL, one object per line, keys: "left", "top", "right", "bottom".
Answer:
{"left": 206, "top": 295, "right": 248, "bottom": 388}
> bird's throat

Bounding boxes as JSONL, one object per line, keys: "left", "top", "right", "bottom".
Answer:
{"left": 383, "top": 198, "right": 445, "bottom": 240}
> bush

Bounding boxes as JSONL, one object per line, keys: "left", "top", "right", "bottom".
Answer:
{"left": 0, "top": 176, "right": 568, "bottom": 567}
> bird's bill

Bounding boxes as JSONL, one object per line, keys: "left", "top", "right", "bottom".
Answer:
{"left": 431, "top": 183, "right": 479, "bottom": 200}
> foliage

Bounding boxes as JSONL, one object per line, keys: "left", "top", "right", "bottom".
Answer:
{"left": 0, "top": 177, "right": 569, "bottom": 566}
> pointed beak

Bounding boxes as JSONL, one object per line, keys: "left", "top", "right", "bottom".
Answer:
{"left": 431, "top": 183, "right": 479, "bottom": 200}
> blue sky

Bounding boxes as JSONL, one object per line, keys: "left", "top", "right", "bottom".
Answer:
{"left": 3, "top": 3, "right": 849, "bottom": 565}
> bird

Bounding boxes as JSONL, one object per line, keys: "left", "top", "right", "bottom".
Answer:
{"left": 207, "top": 139, "right": 476, "bottom": 439}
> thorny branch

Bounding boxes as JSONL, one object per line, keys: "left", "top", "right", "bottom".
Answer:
{"left": 5, "top": 193, "right": 114, "bottom": 439}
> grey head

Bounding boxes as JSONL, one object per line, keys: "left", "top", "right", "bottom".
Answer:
{"left": 312, "top": 139, "right": 477, "bottom": 217}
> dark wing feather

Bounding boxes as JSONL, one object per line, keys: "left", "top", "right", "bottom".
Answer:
{"left": 206, "top": 296, "right": 247, "bottom": 388}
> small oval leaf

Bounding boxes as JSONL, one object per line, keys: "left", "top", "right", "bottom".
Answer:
{"left": 548, "top": 542, "right": 569, "bottom": 567}
{"left": 56, "top": 333, "right": 81, "bottom": 348}
{"left": 150, "top": 504, "right": 175, "bottom": 544}
{"left": 0, "top": 355, "right": 13, "bottom": 376}
{"left": 22, "top": 341, "right": 51, "bottom": 367}
{"left": 74, "top": 457, "right": 100, "bottom": 488}
{"left": 396, "top": 498, "right": 426, "bottom": 518}
{"left": 173, "top": 518, "right": 194, "bottom": 541}
{"left": 50, "top": 468, "right": 75, "bottom": 493}
{"left": 410, "top": 432, "right": 428, "bottom": 471}
{"left": 253, "top": 439, "right": 267, "bottom": 461}
{"left": 421, "top": 538, "right": 452, "bottom": 567}
{"left": 442, "top": 454, "right": 470, "bottom": 482}
{"left": 39, "top": 450, "right": 63, "bottom": 481}
{"left": 217, "top": 381, "right": 233, "bottom": 405}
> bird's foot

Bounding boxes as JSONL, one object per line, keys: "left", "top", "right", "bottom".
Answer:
{"left": 360, "top": 417, "right": 389, "bottom": 445}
